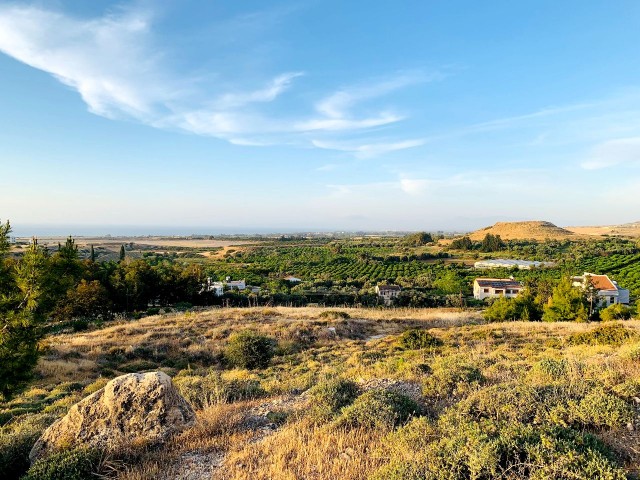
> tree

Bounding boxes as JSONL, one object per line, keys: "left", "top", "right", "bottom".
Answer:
{"left": 542, "top": 278, "right": 589, "bottom": 322}
{"left": 433, "top": 270, "right": 467, "bottom": 295}
{"left": 451, "top": 236, "right": 473, "bottom": 250}
{"left": 481, "top": 233, "right": 505, "bottom": 252}
{"left": 404, "top": 232, "right": 434, "bottom": 246}
{"left": 0, "top": 310, "right": 41, "bottom": 399}
{"left": 53, "top": 280, "right": 113, "bottom": 322}
{"left": 14, "top": 239, "right": 49, "bottom": 313}
{"left": 484, "top": 291, "right": 542, "bottom": 322}
{"left": 119, "top": 245, "right": 126, "bottom": 262}
{"left": 90, "top": 245, "right": 96, "bottom": 262}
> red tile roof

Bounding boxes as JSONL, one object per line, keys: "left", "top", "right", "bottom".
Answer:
{"left": 586, "top": 274, "right": 616, "bottom": 291}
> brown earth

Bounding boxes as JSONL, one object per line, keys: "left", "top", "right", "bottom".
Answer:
{"left": 466, "top": 221, "right": 577, "bottom": 241}
{"left": 567, "top": 222, "right": 640, "bottom": 238}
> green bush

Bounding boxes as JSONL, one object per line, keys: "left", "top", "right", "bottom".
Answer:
{"left": 174, "top": 370, "right": 265, "bottom": 409}
{"left": 568, "top": 323, "right": 638, "bottom": 346}
{"left": 23, "top": 447, "right": 101, "bottom": 480}
{"left": 370, "top": 417, "right": 626, "bottom": 480}
{"left": 308, "top": 379, "right": 359, "bottom": 421}
{"left": 397, "top": 329, "right": 442, "bottom": 350}
{"left": 532, "top": 357, "right": 568, "bottom": 380}
{"left": 599, "top": 304, "right": 634, "bottom": 322}
{"left": 224, "top": 330, "right": 277, "bottom": 369}
{"left": 338, "top": 389, "right": 420, "bottom": 429}
{"left": 573, "top": 388, "right": 634, "bottom": 429}
{"left": 422, "top": 357, "right": 485, "bottom": 399}
{"left": 319, "top": 310, "right": 350, "bottom": 320}
{"left": 0, "top": 413, "right": 55, "bottom": 480}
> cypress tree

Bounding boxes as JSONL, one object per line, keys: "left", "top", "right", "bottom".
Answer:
{"left": 90, "top": 244, "right": 96, "bottom": 262}
{"left": 119, "top": 245, "right": 126, "bottom": 262}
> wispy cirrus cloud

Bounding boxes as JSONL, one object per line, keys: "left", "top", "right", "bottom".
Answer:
{"left": 0, "top": 4, "right": 426, "bottom": 151}
{"left": 312, "top": 138, "right": 425, "bottom": 158}
{"left": 581, "top": 137, "right": 640, "bottom": 170}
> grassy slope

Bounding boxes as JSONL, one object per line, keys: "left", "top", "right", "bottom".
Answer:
{"left": 3, "top": 308, "right": 640, "bottom": 479}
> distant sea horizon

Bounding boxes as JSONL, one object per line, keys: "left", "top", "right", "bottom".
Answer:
{"left": 11, "top": 224, "right": 449, "bottom": 238}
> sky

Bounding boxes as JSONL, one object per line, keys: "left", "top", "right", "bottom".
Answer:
{"left": 1, "top": 0, "right": 640, "bottom": 235}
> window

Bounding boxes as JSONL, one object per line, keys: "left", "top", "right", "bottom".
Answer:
{"left": 483, "top": 288, "right": 489, "bottom": 293}
{"left": 610, "top": 296, "right": 615, "bottom": 304}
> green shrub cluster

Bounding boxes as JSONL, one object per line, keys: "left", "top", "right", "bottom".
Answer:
{"left": 23, "top": 447, "right": 101, "bottom": 480}
{"left": 0, "top": 413, "right": 55, "bottom": 480}
{"left": 337, "top": 389, "right": 420, "bottom": 429}
{"left": 397, "top": 329, "right": 442, "bottom": 350}
{"left": 307, "top": 379, "right": 359, "bottom": 421}
{"left": 599, "top": 303, "right": 634, "bottom": 322}
{"left": 319, "top": 310, "right": 350, "bottom": 320}
{"left": 224, "top": 330, "right": 277, "bottom": 369}
{"left": 568, "top": 323, "right": 638, "bottom": 346}
{"left": 422, "top": 357, "right": 485, "bottom": 399}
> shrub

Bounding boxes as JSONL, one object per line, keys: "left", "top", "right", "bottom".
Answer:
{"left": 23, "top": 447, "right": 102, "bottom": 480}
{"left": 398, "top": 329, "right": 442, "bottom": 350}
{"left": 532, "top": 357, "right": 568, "bottom": 380}
{"left": 568, "top": 324, "right": 638, "bottom": 346}
{"left": 173, "top": 301, "right": 193, "bottom": 312}
{"left": 371, "top": 418, "right": 626, "bottom": 480}
{"left": 338, "top": 389, "right": 420, "bottom": 429}
{"left": 600, "top": 304, "right": 634, "bottom": 322}
{"left": 319, "top": 310, "right": 350, "bottom": 320}
{"left": 308, "top": 379, "right": 359, "bottom": 420}
{"left": 422, "top": 358, "right": 485, "bottom": 399}
{"left": 224, "top": 330, "right": 277, "bottom": 369}
{"left": 0, "top": 413, "right": 55, "bottom": 480}
{"left": 573, "top": 388, "right": 634, "bottom": 429}
{"left": 146, "top": 307, "right": 161, "bottom": 316}
{"left": 174, "top": 370, "right": 265, "bottom": 409}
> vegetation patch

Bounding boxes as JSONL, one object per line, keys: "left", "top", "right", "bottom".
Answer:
{"left": 397, "top": 328, "right": 442, "bottom": 349}
{"left": 338, "top": 389, "right": 420, "bottom": 429}
{"left": 568, "top": 323, "right": 638, "bottom": 346}
{"left": 224, "top": 330, "right": 277, "bottom": 369}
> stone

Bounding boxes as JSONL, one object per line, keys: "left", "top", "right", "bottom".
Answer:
{"left": 30, "top": 371, "right": 195, "bottom": 463}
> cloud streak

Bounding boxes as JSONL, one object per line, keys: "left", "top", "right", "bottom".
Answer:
{"left": 312, "top": 138, "right": 425, "bottom": 158}
{"left": 0, "top": 4, "right": 423, "bottom": 151}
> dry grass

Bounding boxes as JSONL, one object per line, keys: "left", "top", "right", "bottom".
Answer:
{"left": 220, "top": 420, "right": 386, "bottom": 480}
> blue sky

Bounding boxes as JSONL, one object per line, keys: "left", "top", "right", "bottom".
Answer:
{"left": 1, "top": 0, "right": 640, "bottom": 234}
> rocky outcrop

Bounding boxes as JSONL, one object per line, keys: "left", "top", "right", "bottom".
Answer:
{"left": 30, "top": 371, "right": 195, "bottom": 462}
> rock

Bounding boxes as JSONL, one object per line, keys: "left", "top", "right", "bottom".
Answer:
{"left": 30, "top": 371, "right": 195, "bottom": 463}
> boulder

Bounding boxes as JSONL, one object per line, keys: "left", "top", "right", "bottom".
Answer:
{"left": 30, "top": 371, "right": 195, "bottom": 462}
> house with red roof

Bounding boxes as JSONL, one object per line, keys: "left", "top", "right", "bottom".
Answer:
{"left": 571, "top": 273, "right": 630, "bottom": 306}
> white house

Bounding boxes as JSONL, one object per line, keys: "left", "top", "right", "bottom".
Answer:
{"left": 226, "top": 279, "right": 246, "bottom": 291}
{"left": 202, "top": 278, "right": 224, "bottom": 296}
{"left": 571, "top": 273, "right": 630, "bottom": 306}
{"left": 473, "top": 278, "right": 524, "bottom": 300}
{"left": 376, "top": 284, "right": 401, "bottom": 305}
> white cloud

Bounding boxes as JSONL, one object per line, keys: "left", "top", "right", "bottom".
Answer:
{"left": 581, "top": 137, "right": 640, "bottom": 170}
{"left": 312, "top": 138, "right": 425, "bottom": 158}
{"left": 0, "top": 4, "right": 424, "bottom": 148}
{"left": 399, "top": 178, "right": 430, "bottom": 195}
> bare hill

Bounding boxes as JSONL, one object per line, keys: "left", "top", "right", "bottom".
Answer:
{"left": 567, "top": 221, "right": 640, "bottom": 238}
{"left": 467, "top": 221, "right": 575, "bottom": 241}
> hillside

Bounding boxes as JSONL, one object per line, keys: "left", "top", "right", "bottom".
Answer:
{"left": 467, "top": 220, "right": 576, "bottom": 241}
{"left": 567, "top": 221, "right": 640, "bottom": 238}
{"left": 3, "top": 307, "right": 640, "bottom": 479}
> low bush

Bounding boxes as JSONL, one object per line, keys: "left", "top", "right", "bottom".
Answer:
{"left": 422, "top": 357, "right": 485, "bottom": 399}
{"left": 532, "top": 357, "right": 568, "bottom": 380}
{"left": 568, "top": 323, "right": 638, "bottom": 346}
{"left": 308, "top": 379, "right": 360, "bottom": 421}
{"left": 600, "top": 304, "right": 634, "bottom": 322}
{"left": 23, "top": 447, "right": 102, "bottom": 480}
{"left": 224, "top": 330, "right": 277, "bottom": 369}
{"left": 0, "top": 413, "right": 56, "bottom": 480}
{"left": 319, "top": 310, "right": 350, "bottom": 320}
{"left": 370, "top": 418, "right": 626, "bottom": 480}
{"left": 338, "top": 389, "right": 420, "bottom": 429}
{"left": 573, "top": 388, "right": 634, "bottom": 429}
{"left": 397, "top": 329, "right": 442, "bottom": 350}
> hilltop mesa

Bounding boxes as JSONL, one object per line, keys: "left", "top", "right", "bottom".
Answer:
{"left": 467, "top": 220, "right": 575, "bottom": 241}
